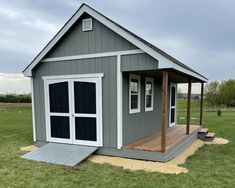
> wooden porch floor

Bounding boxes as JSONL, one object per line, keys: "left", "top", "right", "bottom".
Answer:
{"left": 124, "top": 125, "right": 201, "bottom": 152}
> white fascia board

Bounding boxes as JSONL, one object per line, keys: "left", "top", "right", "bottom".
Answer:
{"left": 158, "top": 60, "right": 208, "bottom": 82}
{"left": 23, "top": 6, "right": 87, "bottom": 77}
{"left": 84, "top": 7, "right": 207, "bottom": 82}
{"left": 23, "top": 4, "right": 207, "bottom": 82}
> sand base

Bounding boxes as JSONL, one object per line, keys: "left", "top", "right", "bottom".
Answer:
{"left": 88, "top": 138, "right": 229, "bottom": 174}
{"left": 20, "top": 138, "right": 229, "bottom": 174}
{"left": 20, "top": 145, "right": 38, "bottom": 152}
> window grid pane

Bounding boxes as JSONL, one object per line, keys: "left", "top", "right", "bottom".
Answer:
{"left": 145, "top": 79, "right": 154, "bottom": 110}
{"left": 146, "top": 81, "right": 152, "bottom": 95}
{"left": 146, "top": 95, "right": 152, "bottom": 108}
{"left": 131, "top": 79, "right": 138, "bottom": 94}
{"left": 171, "top": 86, "right": 176, "bottom": 106}
{"left": 131, "top": 95, "right": 138, "bottom": 109}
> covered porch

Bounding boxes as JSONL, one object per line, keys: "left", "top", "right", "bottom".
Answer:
{"left": 122, "top": 68, "right": 206, "bottom": 153}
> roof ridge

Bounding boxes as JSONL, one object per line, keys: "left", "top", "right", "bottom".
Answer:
{"left": 82, "top": 4, "right": 207, "bottom": 80}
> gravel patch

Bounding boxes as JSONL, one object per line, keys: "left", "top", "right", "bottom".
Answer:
{"left": 88, "top": 138, "right": 229, "bottom": 174}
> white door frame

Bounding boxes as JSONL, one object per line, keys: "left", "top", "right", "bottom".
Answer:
{"left": 43, "top": 73, "right": 103, "bottom": 147}
{"left": 169, "top": 83, "right": 177, "bottom": 127}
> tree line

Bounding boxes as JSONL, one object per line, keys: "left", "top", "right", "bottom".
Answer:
{"left": 0, "top": 94, "right": 31, "bottom": 103}
{"left": 205, "top": 79, "right": 235, "bottom": 107}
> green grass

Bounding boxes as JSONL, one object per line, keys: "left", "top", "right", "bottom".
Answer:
{"left": 0, "top": 104, "right": 235, "bottom": 187}
{"left": 177, "top": 99, "right": 233, "bottom": 111}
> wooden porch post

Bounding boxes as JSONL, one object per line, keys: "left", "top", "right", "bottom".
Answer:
{"left": 199, "top": 82, "right": 204, "bottom": 126}
{"left": 186, "top": 78, "right": 192, "bottom": 135}
{"left": 161, "top": 71, "right": 168, "bottom": 152}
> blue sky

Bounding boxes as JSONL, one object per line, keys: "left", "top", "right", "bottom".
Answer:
{"left": 0, "top": 0, "right": 234, "bottom": 93}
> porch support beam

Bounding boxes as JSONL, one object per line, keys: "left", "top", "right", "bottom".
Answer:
{"left": 161, "top": 71, "right": 168, "bottom": 152}
{"left": 199, "top": 82, "right": 204, "bottom": 126}
{"left": 186, "top": 78, "right": 192, "bottom": 135}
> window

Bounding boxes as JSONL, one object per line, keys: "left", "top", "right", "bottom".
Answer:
{"left": 82, "top": 18, "right": 93, "bottom": 31}
{"left": 145, "top": 77, "right": 154, "bottom": 111}
{"left": 129, "top": 74, "right": 141, "bottom": 113}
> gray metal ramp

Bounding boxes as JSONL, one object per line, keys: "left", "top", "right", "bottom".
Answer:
{"left": 21, "top": 143, "right": 97, "bottom": 167}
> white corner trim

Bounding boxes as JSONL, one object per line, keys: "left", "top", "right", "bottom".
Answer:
{"left": 145, "top": 77, "right": 154, "bottom": 112}
{"left": 41, "top": 49, "right": 144, "bottom": 63}
{"left": 117, "top": 55, "right": 123, "bottom": 149}
{"left": 30, "top": 78, "right": 36, "bottom": 142}
{"left": 129, "top": 74, "right": 141, "bottom": 114}
{"left": 42, "top": 73, "right": 104, "bottom": 80}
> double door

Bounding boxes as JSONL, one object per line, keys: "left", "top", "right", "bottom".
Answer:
{"left": 44, "top": 76, "right": 102, "bottom": 147}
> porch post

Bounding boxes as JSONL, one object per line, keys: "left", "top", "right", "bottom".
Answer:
{"left": 186, "top": 78, "right": 192, "bottom": 135}
{"left": 161, "top": 71, "right": 168, "bottom": 152}
{"left": 199, "top": 82, "right": 204, "bottom": 126}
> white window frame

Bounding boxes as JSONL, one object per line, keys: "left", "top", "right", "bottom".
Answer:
{"left": 82, "top": 18, "right": 93, "bottom": 31}
{"left": 145, "top": 77, "right": 154, "bottom": 112}
{"left": 129, "top": 74, "right": 141, "bottom": 114}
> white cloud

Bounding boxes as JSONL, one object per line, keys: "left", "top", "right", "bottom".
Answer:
{"left": 0, "top": 73, "right": 30, "bottom": 94}
{"left": 24, "top": 19, "right": 60, "bottom": 33}
{"left": 0, "top": 6, "right": 21, "bottom": 19}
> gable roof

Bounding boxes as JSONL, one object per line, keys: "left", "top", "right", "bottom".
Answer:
{"left": 23, "top": 3, "right": 208, "bottom": 82}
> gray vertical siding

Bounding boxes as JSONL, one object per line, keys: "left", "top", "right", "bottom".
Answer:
{"left": 121, "top": 53, "right": 158, "bottom": 72}
{"left": 33, "top": 56, "right": 117, "bottom": 148}
{"left": 122, "top": 73, "right": 162, "bottom": 145}
{"left": 46, "top": 13, "right": 138, "bottom": 58}
{"left": 32, "top": 11, "right": 167, "bottom": 149}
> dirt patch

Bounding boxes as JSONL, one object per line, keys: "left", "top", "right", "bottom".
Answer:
{"left": 205, "top": 137, "right": 229, "bottom": 145}
{"left": 0, "top": 103, "right": 31, "bottom": 109}
{"left": 20, "top": 145, "right": 38, "bottom": 152}
{"left": 88, "top": 138, "right": 229, "bottom": 174}
{"left": 88, "top": 155, "right": 188, "bottom": 174}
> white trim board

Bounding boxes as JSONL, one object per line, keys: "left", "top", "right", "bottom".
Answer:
{"left": 30, "top": 78, "right": 36, "bottom": 142}
{"left": 42, "top": 73, "right": 104, "bottom": 80}
{"left": 22, "top": 4, "right": 207, "bottom": 82}
{"left": 117, "top": 55, "right": 122, "bottom": 149}
{"left": 41, "top": 49, "right": 144, "bottom": 63}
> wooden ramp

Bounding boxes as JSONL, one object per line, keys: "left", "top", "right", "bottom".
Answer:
{"left": 21, "top": 143, "right": 97, "bottom": 167}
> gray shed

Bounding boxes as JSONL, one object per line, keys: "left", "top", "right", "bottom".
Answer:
{"left": 22, "top": 4, "right": 208, "bottom": 166}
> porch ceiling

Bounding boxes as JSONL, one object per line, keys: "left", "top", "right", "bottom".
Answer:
{"left": 123, "top": 69, "right": 206, "bottom": 83}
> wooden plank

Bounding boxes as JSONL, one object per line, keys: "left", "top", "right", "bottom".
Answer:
{"left": 124, "top": 125, "right": 200, "bottom": 152}
{"left": 186, "top": 79, "right": 192, "bottom": 135}
{"left": 200, "top": 82, "right": 204, "bottom": 126}
{"left": 205, "top": 132, "right": 215, "bottom": 138}
{"left": 161, "top": 71, "right": 168, "bottom": 152}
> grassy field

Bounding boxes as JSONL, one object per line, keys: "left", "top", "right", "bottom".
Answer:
{"left": 177, "top": 99, "right": 234, "bottom": 111}
{"left": 0, "top": 103, "right": 235, "bottom": 187}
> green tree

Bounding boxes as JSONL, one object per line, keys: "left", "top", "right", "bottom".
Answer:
{"left": 220, "top": 79, "right": 235, "bottom": 107}
{"left": 205, "top": 81, "right": 221, "bottom": 106}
